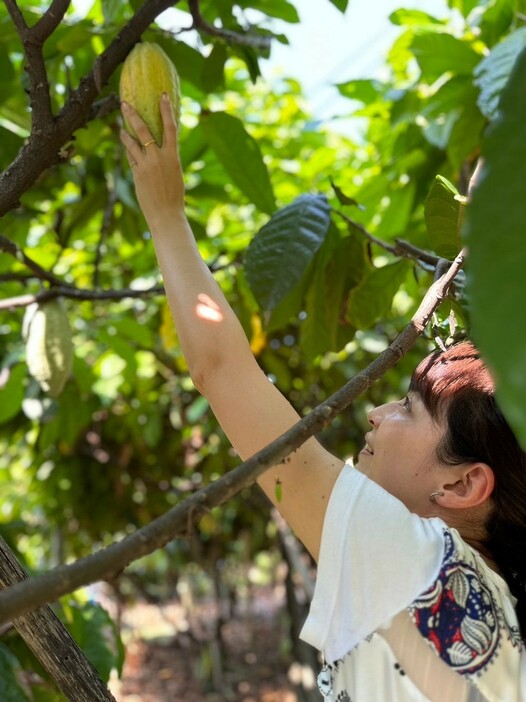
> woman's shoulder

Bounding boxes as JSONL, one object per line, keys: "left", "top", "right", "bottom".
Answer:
{"left": 409, "top": 525, "right": 523, "bottom": 679}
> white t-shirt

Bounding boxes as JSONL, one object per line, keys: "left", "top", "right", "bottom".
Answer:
{"left": 300, "top": 464, "right": 526, "bottom": 702}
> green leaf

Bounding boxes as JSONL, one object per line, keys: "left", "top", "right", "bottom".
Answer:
{"left": 410, "top": 31, "right": 481, "bottom": 80}
{"left": 425, "top": 175, "right": 465, "bottom": 259}
{"left": 300, "top": 226, "right": 340, "bottom": 360}
{"left": 373, "top": 182, "right": 416, "bottom": 240}
{"left": 301, "top": 227, "right": 364, "bottom": 359}
{"left": 447, "top": 0, "right": 480, "bottom": 16}
{"left": 200, "top": 111, "right": 276, "bottom": 214}
{"left": 154, "top": 38, "right": 207, "bottom": 94}
{"left": 336, "top": 78, "right": 384, "bottom": 105}
{"left": 237, "top": 0, "right": 300, "bottom": 22}
{"left": 464, "top": 45, "right": 526, "bottom": 449}
{"left": 389, "top": 9, "right": 446, "bottom": 26}
{"left": 179, "top": 124, "right": 208, "bottom": 170}
{"left": 347, "top": 260, "right": 409, "bottom": 329}
{"left": 446, "top": 99, "right": 486, "bottom": 170}
{"left": 330, "top": 179, "right": 363, "bottom": 208}
{"left": 60, "top": 601, "right": 124, "bottom": 682}
{"left": 477, "top": 0, "right": 515, "bottom": 47}
{"left": 0, "top": 364, "right": 25, "bottom": 424}
{"left": 244, "top": 194, "right": 331, "bottom": 311}
{"left": 0, "top": 52, "right": 15, "bottom": 84}
{"left": 0, "top": 643, "right": 31, "bottom": 702}
{"left": 202, "top": 43, "right": 227, "bottom": 93}
{"left": 474, "top": 27, "right": 526, "bottom": 120}
{"left": 420, "top": 76, "right": 473, "bottom": 150}
{"left": 328, "top": 0, "right": 349, "bottom": 11}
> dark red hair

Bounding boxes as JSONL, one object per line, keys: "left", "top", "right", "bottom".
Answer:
{"left": 410, "top": 341, "right": 526, "bottom": 642}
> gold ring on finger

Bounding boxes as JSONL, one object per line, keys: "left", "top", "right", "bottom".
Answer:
{"left": 142, "top": 139, "right": 156, "bottom": 149}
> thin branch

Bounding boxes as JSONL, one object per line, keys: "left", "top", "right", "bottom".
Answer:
{"left": 0, "top": 283, "right": 166, "bottom": 311}
{"left": 31, "top": 0, "right": 71, "bottom": 43}
{"left": 0, "top": 234, "right": 71, "bottom": 288}
{"left": 93, "top": 173, "right": 120, "bottom": 288}
{"left": 88, "top": 93, "right": 121, "bottom": 122}
{"left": 6, "top": 0, "right": 55, "bottom": 131}
{"left": 395, "top": 238, "right": 444, "bottom": 267}
{"left": 4, "top": 0, "right": 28, "bottom": 34}
{"left": 0, "top": 249, "right": 465, "bottom": 624}
{"left": 0, "top": 273, "right": 34, "bottom": 283}
{"left": 333, "top": 208, "right": 443, "bottom": 268}
{"left": 188, "top": 0, "right": 271, "bottom": 50}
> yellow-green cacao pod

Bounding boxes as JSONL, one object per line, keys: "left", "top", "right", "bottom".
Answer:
{"left": 119, "top": 42, "right": 181, "bottom": 146}
{"left": 24, "top": 299, "right": 74, "bottom": 398}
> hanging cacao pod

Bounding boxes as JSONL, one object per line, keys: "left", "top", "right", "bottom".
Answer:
{"left": 24, "top": 299, "right": 74, "bottom": 398}
{"left": 119, "top": 42, "right": 181, "bottom": 146}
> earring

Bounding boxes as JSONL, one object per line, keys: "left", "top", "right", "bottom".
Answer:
{"left": 429, "top": 491, "right": 445, "bottom": 503}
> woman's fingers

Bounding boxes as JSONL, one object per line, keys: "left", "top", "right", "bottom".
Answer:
{"left": 119, "top": 128, "right": 142, "bottom": 166}
{"left": 120, "top": 100, "right": 155, "bottom": 148}
{"left": 160, "top": 93, "right": 177, "bottom": 147}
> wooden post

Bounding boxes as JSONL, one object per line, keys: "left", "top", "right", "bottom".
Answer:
{"left": 0, "top": 537, "right": 117, "bottom": 702}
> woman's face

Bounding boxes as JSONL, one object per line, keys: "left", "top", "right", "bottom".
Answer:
{"left": 355, "top": 392, "right": 447, "bottom": 515}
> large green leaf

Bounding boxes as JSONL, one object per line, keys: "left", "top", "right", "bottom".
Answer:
{"left": 420, "top": 76, "right": 473, "bottom": 150}
{"left": 474, "top": 27, "right": 526, "bottom": 120}
{"left": 0, "top": 364, "right": 25, "bottom": 425}
{"left": 200, "top": 111, "right": 276, "bottom": 214}
{"left": 346, "top": 260, "right": 409, "bottom": 329}
{"left": 425, "top": 175, "right": 465, "bottom": 259}
{"left": 301, "top": 228, "right": 365, "bottom": 360}
{"left": 464, "top": 45, "right": 526, "bottom": 449}
{"left": 410, "top": 31, "right": 481, "bottom": 80}
{"left": 244, "top": 194, "right": 331, "bottom": 311}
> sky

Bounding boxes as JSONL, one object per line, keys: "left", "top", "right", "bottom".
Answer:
{"left": 262, "top": 0, "right": 450, "bottom": 133}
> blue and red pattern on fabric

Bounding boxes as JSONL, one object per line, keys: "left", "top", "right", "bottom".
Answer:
{"left": 409, "top": 530, "right": 501, "bottom": 676}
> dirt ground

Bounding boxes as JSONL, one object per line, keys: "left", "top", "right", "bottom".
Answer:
{"left": 107, "top": 587, "right": 305, "bottom": 702}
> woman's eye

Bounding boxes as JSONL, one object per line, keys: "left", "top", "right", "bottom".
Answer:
{"left": 402, "top": 395, "right": 412, "bottom": 411}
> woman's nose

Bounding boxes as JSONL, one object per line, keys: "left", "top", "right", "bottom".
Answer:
{"left": 367, "top": 404, "right": 383, "bottom": 427}
{"left": 367, "top": 401, "right": 393, "bottom": 427}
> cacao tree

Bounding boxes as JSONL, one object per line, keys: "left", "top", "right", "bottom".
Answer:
{"left": 1, "top": 0, "right": 526, "bottom": 698}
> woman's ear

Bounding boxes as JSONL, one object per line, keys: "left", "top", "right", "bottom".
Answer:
{"left": 442, "top": 463, "right": 495, "bottom": 509}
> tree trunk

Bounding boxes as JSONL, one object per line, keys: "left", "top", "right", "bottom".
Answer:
{"left": 0, "top": 537, "right": 116, "bottom": 702}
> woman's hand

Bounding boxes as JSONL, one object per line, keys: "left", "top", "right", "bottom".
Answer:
{"left": 119, "top": 94, "right": 185, "bottom": 228}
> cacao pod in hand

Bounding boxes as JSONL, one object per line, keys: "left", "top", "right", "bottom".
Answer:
{"left": 24, "top": 299, "right": 74, "bottom": 398}
{"left": 119, "top": 42, "right": 181, "bottom": 146}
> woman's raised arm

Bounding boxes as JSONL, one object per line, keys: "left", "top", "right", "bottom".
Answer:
{"left": 120, "top": 95, "right": 344, "bottom": 560}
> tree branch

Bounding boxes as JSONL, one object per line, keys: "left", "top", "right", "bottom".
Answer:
{"left": 333, "top": 208, "right": 444, "bottom": 268}
{"left": 188, "top": 0, "right": 271, "bottom": 50}
{"left": 5, "top": 0, "right": 57, "bottom": 132}
{"left": 0, "top": 0, "right": 182, "bottom": 217}
{"left": 4, "top": 0, "right": 28, "bottom": 34}
{"left": 0, "top": 234, "right": 71, "bottom": 288}
{"left": 0, "top": 283, "right": 166, "bottom": 311}
{"left": 31, "top": 0, "right": 71, "bottom": 43}
{"left": 0, "top": 249, "right": 465, "bottom": 624}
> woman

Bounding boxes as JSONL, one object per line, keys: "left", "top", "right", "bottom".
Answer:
{"left": 120, "top": 96, "right": 526, "bottom": 701}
